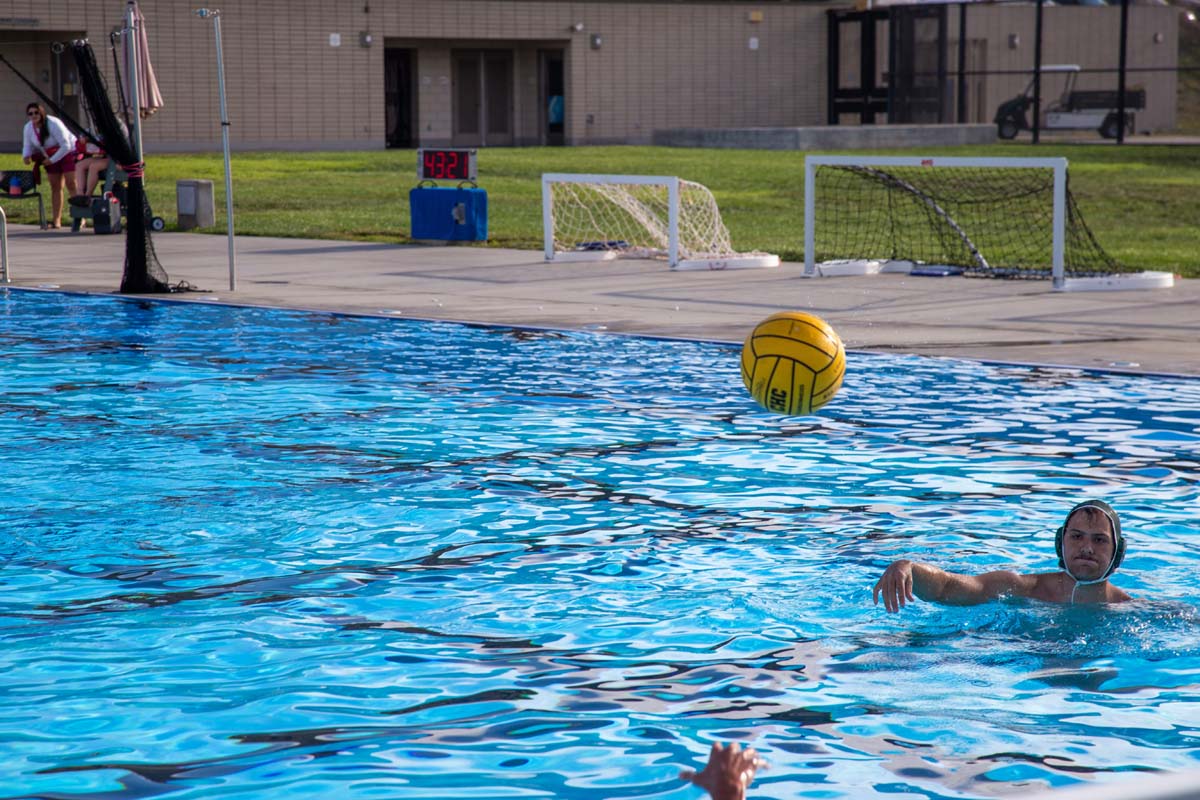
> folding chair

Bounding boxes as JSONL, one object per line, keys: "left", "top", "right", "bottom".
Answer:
{"left": 70, "top": 161, "right": 122, "bottom": 233}
{"left": 1, "top": 170, "right": 47, "bottom": 230}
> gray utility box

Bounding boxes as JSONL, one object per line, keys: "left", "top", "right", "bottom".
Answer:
{"left": 176, "top": 179, "right": 215, "bottom": 230}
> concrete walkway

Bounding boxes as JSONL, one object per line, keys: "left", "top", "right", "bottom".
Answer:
{"left": 3, "top": 223, "right": 1197, "bottom": 376}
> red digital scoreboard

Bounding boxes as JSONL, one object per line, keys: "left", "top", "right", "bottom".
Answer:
{"left": 417, "top": 148, "right": 477, "bottom": 182}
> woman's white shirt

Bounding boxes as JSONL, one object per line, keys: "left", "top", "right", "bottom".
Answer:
{"left": 22, "top": 115, "right": 77, "bottom": 164}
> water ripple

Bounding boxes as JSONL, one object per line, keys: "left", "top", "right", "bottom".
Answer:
{"left": 1, "top": 291, "right": 1199, "bottom": 799}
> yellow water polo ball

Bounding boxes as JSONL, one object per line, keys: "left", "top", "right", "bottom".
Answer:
{"left": 740, "top": 311, "right": 846, "bottom": 415}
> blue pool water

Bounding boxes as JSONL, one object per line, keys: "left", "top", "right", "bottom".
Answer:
{"left": 2, "top": 290, "right": 1199, "bottom": 800}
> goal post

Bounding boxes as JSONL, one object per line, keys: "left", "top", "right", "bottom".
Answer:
{"left": 542, "top": 173, "right": 779, "bottom": 271}
{"left": 542, "top": 174, "right": 681, "bottom": 266}
{"left": 803, "top": 155, "right": 1172, "bottom": 291}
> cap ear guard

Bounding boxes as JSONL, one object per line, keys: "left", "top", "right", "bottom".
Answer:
{"left": 1109, "top": 535, "right": 1126, "bottom": 575}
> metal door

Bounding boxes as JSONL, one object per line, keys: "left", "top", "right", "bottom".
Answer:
{"left": 889, "top": 4, "right": 949, "bottom": 124}
{"left": 453, "top": 50, "right": 513, "bottom": 147}
{"left": 827, "top": 9, "right": 890, "bottom": 125}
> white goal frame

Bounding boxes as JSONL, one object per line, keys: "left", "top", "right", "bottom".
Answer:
{"left": 542, "top": 173, "right": 779, "bottom": 271}
{"left": 805, "top": 155, "right": 1069, "bottom": 285}
{"left": 803, "top": 155, "right": 1174, "bottom": 291}
{"left": 543, "top": 173, "right": 681, "bottom": 266}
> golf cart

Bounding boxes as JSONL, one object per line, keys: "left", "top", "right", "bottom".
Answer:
{"left": 994, "top": 64, "right": 1145, "bottom": 140}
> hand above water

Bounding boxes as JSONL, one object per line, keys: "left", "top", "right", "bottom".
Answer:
{"left": 873, "top": 559, "right": 916, "bottom": 613}
{"left": 680, "top": 741, "right": 767, "bottom": 800}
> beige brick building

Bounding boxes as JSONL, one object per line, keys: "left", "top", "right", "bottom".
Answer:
{"left": 0, "top": 0, "right": 1180, "bottom": 153}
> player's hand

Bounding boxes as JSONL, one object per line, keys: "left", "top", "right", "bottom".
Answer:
{"left": 680, "top": 742, "right": 767, "bottom": 800}
{"left": 873, "top": 559, "right": 916, "bottom": 613}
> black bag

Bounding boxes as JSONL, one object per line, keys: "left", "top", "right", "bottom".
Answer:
{"left": 92, "top": 195, "right": 122, "bottom": 235}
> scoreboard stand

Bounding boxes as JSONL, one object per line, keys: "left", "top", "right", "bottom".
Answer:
{"left": 409, "top": 149, "right": 488, "bottom": 242}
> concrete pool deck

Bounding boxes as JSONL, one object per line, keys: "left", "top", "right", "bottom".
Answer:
{"left": 3, "top": 223, "right": 1198, "bottom": 376}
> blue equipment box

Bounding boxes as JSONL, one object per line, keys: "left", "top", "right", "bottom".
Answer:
{"left": 409, "top": 185, "right": 487, "bottom": 241}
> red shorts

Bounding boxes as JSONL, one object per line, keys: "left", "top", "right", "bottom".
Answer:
{"left": 43, "top": 153, "right": 79, "bottom": 175}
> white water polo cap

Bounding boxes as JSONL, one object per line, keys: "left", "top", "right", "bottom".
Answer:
{"left": 1055, "top": 499, "right": 1125, "bottom": 585}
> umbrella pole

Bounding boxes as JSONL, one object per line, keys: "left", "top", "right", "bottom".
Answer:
{"left": 125, "top": 1, "right": 143, "bottom": 163}
{"left": 196, "top": 8, "right": 236, "bottom": 292}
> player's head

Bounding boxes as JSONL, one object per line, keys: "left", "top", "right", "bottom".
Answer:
{"left": 1055, "top": 500, "right": 1124, "bottom": 584}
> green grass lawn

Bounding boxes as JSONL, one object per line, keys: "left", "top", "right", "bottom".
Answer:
{"left": 7, "top": 144, "right": 1199, "bottom": 276}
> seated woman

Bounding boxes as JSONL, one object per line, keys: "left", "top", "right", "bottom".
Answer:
{"left": 72, "top": 137, "right": 111, "bottom": 203}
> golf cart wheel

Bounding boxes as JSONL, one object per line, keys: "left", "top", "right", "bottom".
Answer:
{"left": 997, "top": 117, "right": 1020, "bottom": 140}
{"left": 150, "top": 216, "right": 166, "bottom": 232}
{"left": 1099, "top": 114, "right": 1121, "bottom": 140}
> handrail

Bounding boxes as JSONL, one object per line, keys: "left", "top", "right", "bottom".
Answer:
{"left": 0, "top": 203, "right": 9, "bottom": 284}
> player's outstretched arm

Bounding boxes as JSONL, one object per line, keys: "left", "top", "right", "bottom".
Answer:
{"left": 874, "top": 560, "right": 1027, "bottom": 612}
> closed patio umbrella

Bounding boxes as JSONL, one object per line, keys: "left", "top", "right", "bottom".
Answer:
{"left": 123, "top": 0, "right": 163, "bottom": 121}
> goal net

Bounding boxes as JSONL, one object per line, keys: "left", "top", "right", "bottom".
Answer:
{"left": 542, "top": 173, "right": 779, "bottom": 271}
{"left": 804, "top": 156, "right": 1171, "bottom": 291}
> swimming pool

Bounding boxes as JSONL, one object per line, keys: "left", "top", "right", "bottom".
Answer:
{"left": 2, "top": 289, "right": 1198, "bottom": 800}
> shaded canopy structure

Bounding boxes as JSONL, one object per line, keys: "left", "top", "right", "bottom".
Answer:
{"left": 841, "top": 0, "right": 1142, "bottom": 143}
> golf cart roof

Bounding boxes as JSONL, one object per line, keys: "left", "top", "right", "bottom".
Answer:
{"left": 1042, "top": 64, "right": 1082, "bottom": 72}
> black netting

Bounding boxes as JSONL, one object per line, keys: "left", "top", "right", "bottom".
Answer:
{"left": 812, "top": 165, "right": 1125, "bottom": 279}
{"left": 0, "top": 53, "right": 98, "bottom": 146}
{"left": 71, "top": 40, "right": 171, "bottom": 294}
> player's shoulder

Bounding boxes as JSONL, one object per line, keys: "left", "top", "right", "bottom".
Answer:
{"left": 990, "top": 570, "right": 1058, "bottom": 599}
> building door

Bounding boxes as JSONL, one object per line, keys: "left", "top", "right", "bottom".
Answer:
{"left": 889, "top": 4, "right": 949, "bottom": 124}
{"left": 540, "top": 49, "right": 565, "bottom": 146}
{"left": 827, "top": 6, "right": 951, "bottom": 125}
{"left": 826, "top": 9, "right": 889, "bottom": 124}
{"left": 385, "top": 47, "right": 415, "bottom": 148}
{"left": 452, "top": 50, "right": 513, "bottom": 147}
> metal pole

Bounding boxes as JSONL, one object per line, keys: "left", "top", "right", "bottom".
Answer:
{"left": 667, "top": 177, "right": 679, "bottom": 268}
{"left": 197, "top": 8, "right": 236, "bottom": 291}
{"left": 1032, "top": 0, "right": 1044, "bottom": 145}
{"left": 1051, "top": 158, "right": 1066, "bottom": 290}
{"left": 541, "top": 174, "right": 554, "bottom": 262}
{"left": 214, "top": 14, "right": 236, "bottom": 291}
{"left": 803, "top": 158, "right": 816, "bottom": 276}
{"left": 125, "top": 1, "right": 143, "bottom": 162}
{"left": 886, "top": 9, "right": 896, "bottom": 122}
{"left": 1117, "top": 0, "right": 1130, "bottom": 144}
{"left": 956, "top": 2, "right": 968, "bottom": 124}
{"left": 826, "top": 10, "right": 838, "bottom": 125}
{"left": 937, "top": 5, "right": 948, "bottom": 123}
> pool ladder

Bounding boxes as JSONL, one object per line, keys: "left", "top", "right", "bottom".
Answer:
{"left": 0, "top": 203, "right": 9, "bottom": 283}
